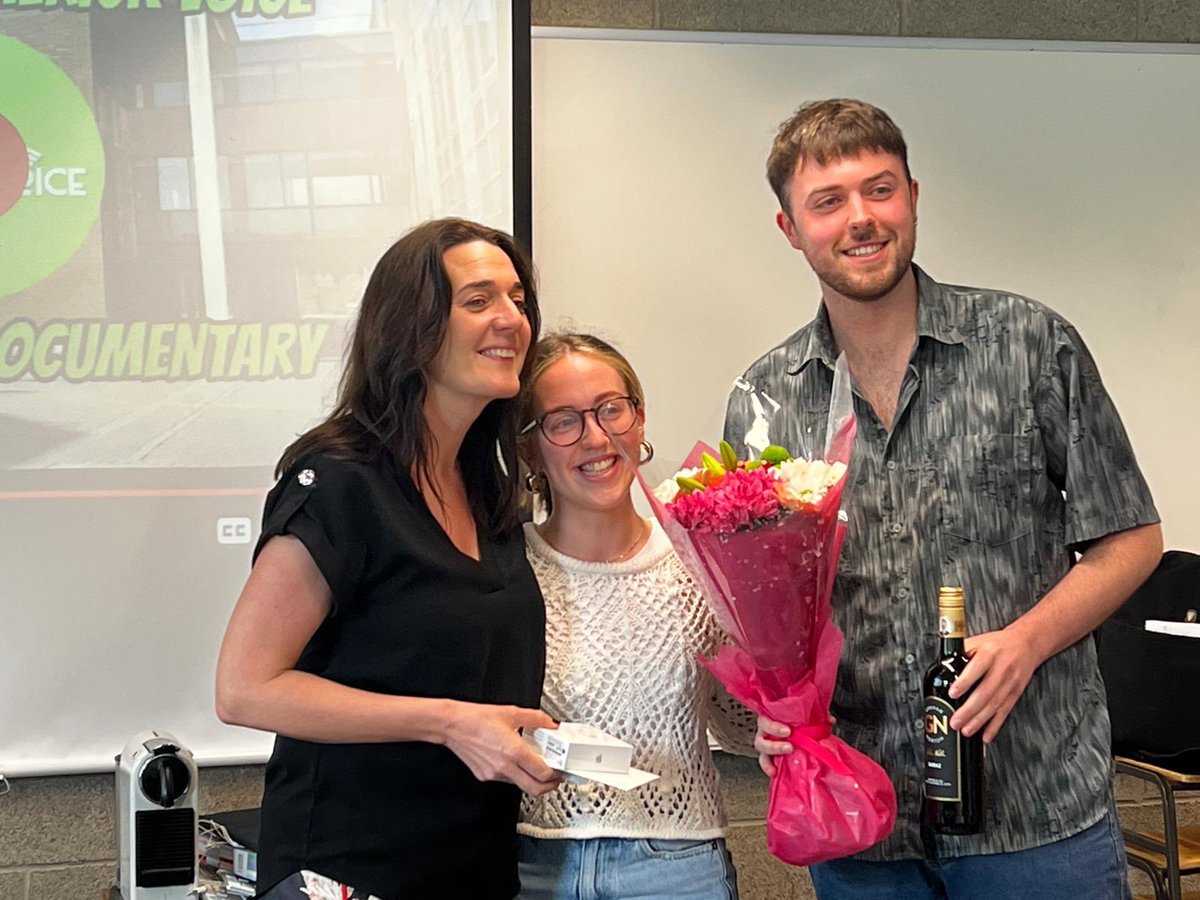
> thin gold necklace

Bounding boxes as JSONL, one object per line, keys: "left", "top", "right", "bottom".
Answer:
{"left": 604, "top": 519, "right": 650, "bottom": 563}
{"left": 540, "top": 518, "right": 649, "bottom": 563}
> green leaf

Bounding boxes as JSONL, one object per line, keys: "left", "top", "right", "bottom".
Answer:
{"left": 719, "top": 439, "right": 739, "bottom": 472}
{"left": 761, "top": 444, "right": 791, "bottom": 464}
{"left": 700, "top": 451, "right": 726, "bottom": 476}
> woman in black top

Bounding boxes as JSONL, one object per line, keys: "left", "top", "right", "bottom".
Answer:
{"left": 216, "top": 218, "right": 560, "bottom": 899}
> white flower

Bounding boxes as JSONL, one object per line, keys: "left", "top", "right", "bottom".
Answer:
{"left": 653, "top": 479, "right": 680, "bottom": 503}
{"left": 653, "top": 465, "right": 703, "bottom": 504}
{"left": 774, "top": 458, "right": 847, "bottom": 506}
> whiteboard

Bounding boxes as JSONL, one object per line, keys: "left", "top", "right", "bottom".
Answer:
{"left": 531, "top": 31, "right": 1200, "bottom": 553}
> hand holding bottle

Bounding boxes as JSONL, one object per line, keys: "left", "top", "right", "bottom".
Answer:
{"left": 946, "top": 624, "right": 1044, "bottom": 744}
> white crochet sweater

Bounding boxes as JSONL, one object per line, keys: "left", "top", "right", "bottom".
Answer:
{"left": 518, "top": 520, "right": 757, "bottom": 840}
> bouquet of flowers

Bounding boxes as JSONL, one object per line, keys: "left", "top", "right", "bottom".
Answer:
{"left": 640, "top": 356, "right": 896, "bottom": 866}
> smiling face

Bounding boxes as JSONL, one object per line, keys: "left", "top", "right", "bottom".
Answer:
{"left": 527, "top": 351, "right": 645, "bottom": 519}
{"left": 777, "top": 149, "right": 919, "bottom": 304}
{"left": 425, "top": 240, "right": 531, "bottom": 416}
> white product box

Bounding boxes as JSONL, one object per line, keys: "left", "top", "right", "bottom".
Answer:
{"left": 528, "top": 722, "right": 632, "bottom": 774}
{"left": 524, "top": 723, "right": 659, "bottom": 791}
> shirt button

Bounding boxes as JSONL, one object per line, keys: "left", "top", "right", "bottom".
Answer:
{"left": 890, "top": 523, "right": 902, "bottom": 535}
{"left": 904, "top": 653, "right": 915, "bottom": 665}
{"left": 914, "top": 719, "right": 924, "bottom": 734}
{"left": 897, "top": 587, "right": 909, "bottom": 598}
{"left": 886, "top": 460, "right": 897, "bottom": 471}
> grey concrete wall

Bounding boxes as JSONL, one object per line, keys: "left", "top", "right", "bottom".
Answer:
{"left": 3, "top": 2, "right": 1198, "bottom": 898}
{"left": 2, "top": 755, "right": 1196, "bottom": 899}
{"left": 531, "top": 0, "right": 1200, "bottom": 42}
{"left": 0, "top": 766, "right": 263, "bottom": 900}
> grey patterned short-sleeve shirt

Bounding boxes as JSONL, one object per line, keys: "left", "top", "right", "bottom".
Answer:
{"left": 724, "top": 265, "right": 1159, "bottom": 860}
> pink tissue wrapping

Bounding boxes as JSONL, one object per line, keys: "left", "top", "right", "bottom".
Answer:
{"left": 641, "top": 426, "right": 896, "bottom": 866}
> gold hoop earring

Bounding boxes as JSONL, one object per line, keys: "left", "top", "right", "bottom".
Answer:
{"left": 639, "top": 441, "right": 654, "bottom": 465}
{"left": 524, "top": 472, "right": 545, "bottom": 494}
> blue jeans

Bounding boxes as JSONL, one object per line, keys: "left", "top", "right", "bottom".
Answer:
{"left": 809, "top": 805, "right": 1132, "bottom": 900}
{"left": 516, "top": 835, "right": 738, "bottom": 900}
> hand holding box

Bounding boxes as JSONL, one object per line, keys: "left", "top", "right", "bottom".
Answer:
{"left": 525, "top": 723, "right": 659, "bottom": 790}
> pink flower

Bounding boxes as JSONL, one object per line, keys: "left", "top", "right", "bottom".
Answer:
{"left": 668, "top": 466, "right": 782, "bottom": 533}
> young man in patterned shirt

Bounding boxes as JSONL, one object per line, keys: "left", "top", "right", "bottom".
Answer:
{"left": 726, "top": 98, "right": 1162, "bottom": 899}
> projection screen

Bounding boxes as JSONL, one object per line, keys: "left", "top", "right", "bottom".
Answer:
{"left": 0, "top": 0, "right": 526, "bottom": 775}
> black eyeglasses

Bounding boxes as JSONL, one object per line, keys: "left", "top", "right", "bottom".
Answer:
{"left": 521, "top": 396, "right": 640, "bottom": 447}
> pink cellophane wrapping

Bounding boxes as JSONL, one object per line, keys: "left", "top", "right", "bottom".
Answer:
{"left": 641, "top": 427, "right": 896, "bottom": 866}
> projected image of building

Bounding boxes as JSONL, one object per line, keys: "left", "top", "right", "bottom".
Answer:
{"left": 0, "top": 0, "right": 514, "bottom": 473}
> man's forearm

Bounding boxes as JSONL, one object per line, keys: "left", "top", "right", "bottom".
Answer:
{"left": 1011, "top": 522, "right": 1163, "bottom": 664}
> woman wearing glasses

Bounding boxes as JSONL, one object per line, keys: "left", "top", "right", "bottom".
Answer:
{"left": 514, "top": 333, "right": 754, "bottom": 900}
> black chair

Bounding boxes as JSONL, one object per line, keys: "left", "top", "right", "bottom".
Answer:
{"left": 1098, "top": 550, "right": 1200, "bottom": 900}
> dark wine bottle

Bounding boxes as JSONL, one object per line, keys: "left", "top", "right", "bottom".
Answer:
{"left": 923, "top": 585, "right": 985, "bottom": 834}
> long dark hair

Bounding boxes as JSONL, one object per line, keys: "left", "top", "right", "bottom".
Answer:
{"left": 278, "top": 217, "right": 541, "bottom": 534}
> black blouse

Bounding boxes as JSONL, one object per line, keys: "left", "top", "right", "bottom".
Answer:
{"left": 251, "top": 450, "right": 545, "bottom": 899}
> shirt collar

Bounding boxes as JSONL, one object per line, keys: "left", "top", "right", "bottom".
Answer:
{"left": 785, "top": 264, "right": 968, "bottom": 374}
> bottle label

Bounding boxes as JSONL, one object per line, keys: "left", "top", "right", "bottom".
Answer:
{"left": 924, "top": 695, "right": 960, "bottom": 801}
{"left": 938, "top": 607, "right": 966, "bottom": 639}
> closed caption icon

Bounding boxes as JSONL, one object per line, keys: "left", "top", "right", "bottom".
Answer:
{"left": 217, "top": 517, "right": 252, "bottom": 545}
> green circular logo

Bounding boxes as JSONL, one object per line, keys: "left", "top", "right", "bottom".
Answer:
{"left": 0, "top": 37, "right": 106, "bottom": 298}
